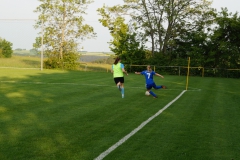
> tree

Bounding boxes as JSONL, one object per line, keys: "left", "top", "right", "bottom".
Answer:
{"left": 206, "top": 8, "right": 240, "bottom": 69}
{"left": 123, "top": 0, "right": 215, "bottom": 56}
{"left": 30, "top": 48, "right": 38, "bottom": 54}
{"left": 97, "top": 5, "right": 129, "bottom": 53}
{"left": 97, "top": 5, "right": 147, "bottom": 65}
{"left": 0, "top": 38, "right": 13, "bottom": 58}
{"left": 34, "top": 0, "right": 96, "bottom": 69}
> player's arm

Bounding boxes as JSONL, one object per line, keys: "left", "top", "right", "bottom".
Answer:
{"left": 155, "top": 73, "right": 164, "bottom": 78}
{"left": 121, "top": 64, "right": 128, "bottom": 75}
{"left": 135, "top": 72, "right": 141, "bottom": 75}
{"left": 111, "top": 66, "right": 114, "bottom": 73}
{"left": 122, "top": 68, "right": 128, "bottom": 75}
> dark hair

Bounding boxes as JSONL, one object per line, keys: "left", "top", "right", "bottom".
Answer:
{"left": 114, "top": 57, "right": 121, "bottom": 65}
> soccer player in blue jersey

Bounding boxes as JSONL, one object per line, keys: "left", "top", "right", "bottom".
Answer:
{"left": 135, "top": 65, "right": 166, "bottom": 98}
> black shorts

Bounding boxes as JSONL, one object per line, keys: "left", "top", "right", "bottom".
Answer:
{"left": 114, "top": 77, "right": 124, "bottom": 84}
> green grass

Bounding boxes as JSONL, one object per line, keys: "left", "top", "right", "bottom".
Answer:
{"left": 0, "top": 55, "right": 41, "bottom": 68}
{"left": 0, "top": 68, "right": 240, "bottom": 160}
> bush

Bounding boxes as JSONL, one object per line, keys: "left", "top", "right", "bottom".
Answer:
{"left": 0, "top": 38, "right": 13, "bottom": 58}
{"left": 44, "top": 52, "right": 79, "bottom": 70}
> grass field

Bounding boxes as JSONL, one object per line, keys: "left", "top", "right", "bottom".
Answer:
{"left": 0, "top": 67, "right": 240, "bottom": 160}
{"left": 0, "top": 55, "right": 41, "bottom": 68}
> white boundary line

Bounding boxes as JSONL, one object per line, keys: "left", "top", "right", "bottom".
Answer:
{"left": 94, "top": 90, "right": 187, "bottom": 160}
{"left": 0, "top": 81, "right": 201, "bottom": 91}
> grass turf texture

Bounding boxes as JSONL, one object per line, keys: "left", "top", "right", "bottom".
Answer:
{"left": 0, "top": 69, "right": 240, "bottom": 160}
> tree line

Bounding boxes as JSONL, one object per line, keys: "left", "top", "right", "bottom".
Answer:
{"left": 98, "top": 0, "right": 240, "bottom": 72}
{"left": 0, "top": 0, "right": 239, "bottom": 77}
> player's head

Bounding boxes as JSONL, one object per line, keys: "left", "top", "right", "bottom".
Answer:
{"left": 114, "top": 57, "right": 121, "bottom": 65}
{"left": 147, "top": 65, "right": 152, "bottom": 71}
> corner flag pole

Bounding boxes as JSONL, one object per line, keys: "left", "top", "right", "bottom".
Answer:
{"left": 186, "top": 57, "right": 190, "bottom": 90}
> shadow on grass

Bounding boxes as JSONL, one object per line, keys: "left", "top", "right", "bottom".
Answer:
{"left": 21, "top": 59, "right": 41, "bottom": 68}
{"left": 2, "top": 70, "right": 240, "bottom": 160}
{"left": 0, "top": 70, "right": 116, "bottom": 160}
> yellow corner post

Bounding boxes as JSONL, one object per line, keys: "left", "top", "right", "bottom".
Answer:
{"left": 186, "top": 57, "right": 190, "bottom": 90}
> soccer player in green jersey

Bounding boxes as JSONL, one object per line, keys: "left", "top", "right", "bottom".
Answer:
{"left": 111, "top": 57, "right": 128, "bottom": 98}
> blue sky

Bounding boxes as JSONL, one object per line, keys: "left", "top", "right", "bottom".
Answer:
{"left": 0, "top": 0, "right": 239, "bottom": 52}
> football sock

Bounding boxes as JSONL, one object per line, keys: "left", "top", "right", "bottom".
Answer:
{"left": 121, "top": 88, "right": 124, "bottom": 95}
{"left": 155, "top": 86, "right": 162, "bottom": 89}
{"left": 149, "top": 91, "right": 157, "bottom": 97}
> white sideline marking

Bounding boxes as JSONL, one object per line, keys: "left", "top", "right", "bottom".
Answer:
{"left": 0, "top": 81, "right": 201, "bottom": 91}
{"left": 94, "top": 90, "right": 187, "bottom": 160}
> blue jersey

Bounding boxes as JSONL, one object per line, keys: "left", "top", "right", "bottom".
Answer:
{"left": 141, "top": 70, "right": 156, "bottom": 84}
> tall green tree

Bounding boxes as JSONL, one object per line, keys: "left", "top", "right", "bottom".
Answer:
{"left": 0, "top": 38, "right": 13, "bottom": 58}
{"left": 206, "top": 8, "right": 240, "bottom": 68}
{"left": 34, "top": 0, "right": 96, "bottom": 69}
{"left": 97, "top": 5, "right": 146, "bottom": 65}
{"left": 97, "top": 5, "right": 129, "bottom": 53}
{"left": 123, "top": 0, "right": 215, "bottom": 56}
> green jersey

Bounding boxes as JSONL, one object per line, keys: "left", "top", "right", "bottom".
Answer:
{"left": 112, "top": 63, "right": 124, "bottom": 77}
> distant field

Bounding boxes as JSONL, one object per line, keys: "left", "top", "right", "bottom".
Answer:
{"left": 0, "top": 55, "right": 41, "bottom": 68}
{"left": 13, "top": 50, "right": 114, "bottom": 62}
{"left": 0, "top": 54, "right": 113, "bottom": 71}
{"left": 12, "top": 50, "right": 114, "bottom": 63}
{"left": 80, "top": 53, "right": 111, "bottom": 62}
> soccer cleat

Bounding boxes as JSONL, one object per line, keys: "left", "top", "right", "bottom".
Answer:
{"left": 122, "top": 94, "right": 124, "bottom": 98}
{"left": 162, "top": 85, "right": 166, "bottom": 89}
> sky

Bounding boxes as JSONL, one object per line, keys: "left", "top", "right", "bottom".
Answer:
{"left": 0, "top": 0, "right": 239, "bottom": 52}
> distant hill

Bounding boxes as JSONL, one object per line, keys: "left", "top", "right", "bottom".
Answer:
{"left": 12, "top": 50, "right": 115, "bottom": 62}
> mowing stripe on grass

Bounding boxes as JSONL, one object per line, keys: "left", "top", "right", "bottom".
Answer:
{"left": 0, "top": 81, "right": 201, "bottom": 91}
{"left": 94, "top": 90, "right": 187, "bottom": 160}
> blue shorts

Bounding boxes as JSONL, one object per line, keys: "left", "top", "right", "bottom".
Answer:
{"left": 146, "top": 83, "right": 157, "bottom": 90}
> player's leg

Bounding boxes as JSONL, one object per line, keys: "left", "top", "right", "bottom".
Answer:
{"left": 119, "top": 77, "right": 125, "bottom": 98}
{"left": 147, "top": 84, "right": 157, "bottom": 98}
{"left": 114, "top": 78, "right": 121, "bottom": 91}
{"left": 153, "top": 83, "right": 166, "bottom": 89}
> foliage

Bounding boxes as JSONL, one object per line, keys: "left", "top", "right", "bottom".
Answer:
{"left": 97, "top": 4, "right": 147, "bottom": 69}
{"left": 0, "top": 38, "right": 13, "bottom": 58}
{"left": 206, "top": 8, "right": 240, "bottom": 69}
{"left": 97, "top": 0, "right": 219, "bottom": 67}
{"left": 173, "top": 27, "right": 210, "bottom": 67}
{"left": 15, "top": 48, "right": 26, "bottom": 51}
{"left": 122, "top": 0, "right": 215, "bottom": 56}
{"left": 112, "top": 32, "right": 147, "bottom": 67}
{"left": 34, "top": 0, "right": 96, "bottom": 69}
{"left": 29, "top": 48, "right": 38, "bottom": 54}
